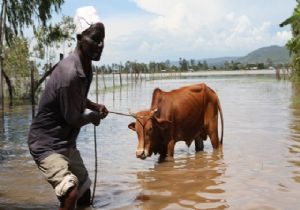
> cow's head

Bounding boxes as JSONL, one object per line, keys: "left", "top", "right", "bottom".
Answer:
{"left": 128, "top": 109, "right": 171, "bottom": 159}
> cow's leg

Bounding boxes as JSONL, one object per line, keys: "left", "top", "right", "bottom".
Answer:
{"left": 167, "top": 139, "right": 175, "bottom": 157}
{"left": 158, "top": 154, "right": 166, "bottom": 163}
{"left": 194, "top": 136, "right": 204, "bottom": 152}
{"left": 162, "top": 139, "right": 175, "bottom": 161}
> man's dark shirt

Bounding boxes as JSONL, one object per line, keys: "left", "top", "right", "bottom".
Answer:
{"left": 28, "top": 52, "right": 92, "bottom": 163}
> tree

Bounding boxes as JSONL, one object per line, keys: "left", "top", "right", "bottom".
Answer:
{"left": 0, "top": 0, "right": 65, "bottom": 107}
{"left": 32, "top": 16, "right": 75, "bottom": 95}
{"left": 224, "top": 61, "right": 229, "bottom": 70}
{"left": 1, "top": 0, "right": 64, "bottom": 45}
{"left": 197, "top": 61, "right": 204, "bottom": 70}
{"left": 257, "top": 63, "right": 265, "bottom": 70}
{"left": 280, "top": 1, "right": 300, "bottom": 79}
{"left": 165, "top": 60, "right": 170, "bottom": 69}
{"left": 33, "top": 16, "right": 75, "bottom": 59}
{"left": 179, "top": 58, "right": 189, "bottom": 72}
{"left": 3, "top": 36, "right": 36, "bottom": 100}
{"left": 203, "top": 60, "right": 208, "bottom": 70}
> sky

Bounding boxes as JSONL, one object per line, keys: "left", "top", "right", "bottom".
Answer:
{"left": 51, "top": 0, "right": 297, "bottom": 65}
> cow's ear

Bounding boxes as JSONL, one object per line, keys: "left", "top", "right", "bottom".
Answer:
{"left": 128, "top": 122, "right": 136, "bottom": 131}
{"left": 155, "top": 117, "right": 172, "bottom": 130}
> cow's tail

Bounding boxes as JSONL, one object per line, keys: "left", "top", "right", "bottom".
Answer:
{"left": 217, "top": 97, "right": 224, "bottom": 144}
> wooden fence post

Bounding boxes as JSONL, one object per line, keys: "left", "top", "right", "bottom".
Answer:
{"left": 119, "top": 64, "right": 122, "bottom": 87}
{"left": 30, "top": 61, "right": 35, "bottom": 117}
{"left": 101, "top": 67, "right": 106, "bottom": 89}
{"left": 95, "top": 67, "right": 98, "bottom": 100}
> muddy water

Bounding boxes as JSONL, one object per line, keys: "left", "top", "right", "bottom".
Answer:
{"left": 0, "top": 75, "right": 300, "bottom": 210}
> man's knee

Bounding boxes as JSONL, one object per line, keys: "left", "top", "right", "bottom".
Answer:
{"left": 56, "top": 174, "right": 79, "bottom": 210}
{"left": 55, "top": 174, "right": 78, "bottom": 198}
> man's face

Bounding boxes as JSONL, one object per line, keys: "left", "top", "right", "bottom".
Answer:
{"left": 79, "top": 23, "right": 105, "bottom": 61}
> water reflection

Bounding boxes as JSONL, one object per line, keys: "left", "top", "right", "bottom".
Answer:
{"left": 136, "top": 149, "right": 228, "bottom": 210}
{"left": 0, "top": 156, "right": 58, "bottom": 210}
{"left": 0, "top": 109, "right": 3, "bottom": 130}
{"left": 289, "top": 82, "right": 300, "bottom": 183}
{"left": 0, "top": 105, "right": 32, "bottom": 162}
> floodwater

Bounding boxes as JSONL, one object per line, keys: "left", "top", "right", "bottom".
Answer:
{"left": 1, "top": 74, "right": 300, "bottom": 210}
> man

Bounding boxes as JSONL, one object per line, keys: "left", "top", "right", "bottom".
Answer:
{"left": 28, "top": 6, "right": 107, "bottom": 210}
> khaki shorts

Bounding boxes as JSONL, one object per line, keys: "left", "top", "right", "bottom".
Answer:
{"left": 37, "top": 148, "right": 91, "bottom": 198}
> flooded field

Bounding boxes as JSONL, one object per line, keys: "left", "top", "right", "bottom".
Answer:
{"left": 1, "top": 74, "right": 300, "bottom": 210}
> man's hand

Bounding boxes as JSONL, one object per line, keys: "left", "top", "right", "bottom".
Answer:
{"left": 86, "top": 99, "right": 108, "bottom": 119}
{"left": 88, "top": 111, "right": 101, "bottom": 126}
{"left": 95, "top": 104, "right": 108, "bottom": 119}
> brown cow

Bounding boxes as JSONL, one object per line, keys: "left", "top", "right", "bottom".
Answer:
{"left": 128, "top": 83, "right": 224, "bottom": 162}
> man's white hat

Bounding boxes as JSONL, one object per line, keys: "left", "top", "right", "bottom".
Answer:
{"left": 74, "top": 6, "right": 101, "bottom": 34}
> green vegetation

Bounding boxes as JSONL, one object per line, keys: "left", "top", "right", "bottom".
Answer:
{"left": 0, "top": 1, "right": 77, "bottom": 105}
{"left": 32, "top": 16, "right": 75, "bottom": 95}
{"left": 0, "top": 0, "right": 64, "bottom": 46}
{"left": 3, "top": 36, "right": 36, "bottom": 99}
{"left": 280, "top": 1, "right": 300, "bottom": 80}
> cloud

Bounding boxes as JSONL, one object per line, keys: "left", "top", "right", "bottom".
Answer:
{"left": 100, "top": 0, "right": 294, "bottom": 64}
{"left": 275, "top": 30, "right": 292, "bottom": 44}
{"left": 74, "top": 6, "right": 101, "bottom": 34}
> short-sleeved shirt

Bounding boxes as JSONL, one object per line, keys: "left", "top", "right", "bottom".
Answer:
{"left": 28, "top": 52, "right": 93, "bottom": 163}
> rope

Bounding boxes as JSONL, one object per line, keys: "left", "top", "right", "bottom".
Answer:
{"left": 108, "top": 110, "right": 136, "bottom": 117}
{"left": 91, "top": 69, "right": 99, "bottom": 206}
{"left": 108, "top": 110, "right": 150, "bottom": 128}
{"left": 90, "top": 126, "right": 97, "bottom": 205}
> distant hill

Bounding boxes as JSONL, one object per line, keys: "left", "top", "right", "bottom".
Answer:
{"left": 170, "top": 45, "right": 290, "bottom": 67}
{"left": 236, "top": 45, "right": 289, "bottom": 65}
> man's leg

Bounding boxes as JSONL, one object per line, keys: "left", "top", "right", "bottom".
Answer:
{"left": 59, "top": 186, "right": 78, "bottom": 210}
{"left": 38, "top": 153, "right": 79, "bottom": 210}
{"left": 69, "top": 148, "right": 92, "bottom": 207}
{"left": 76, "top": 188, "right": 91, "bottom": 207}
